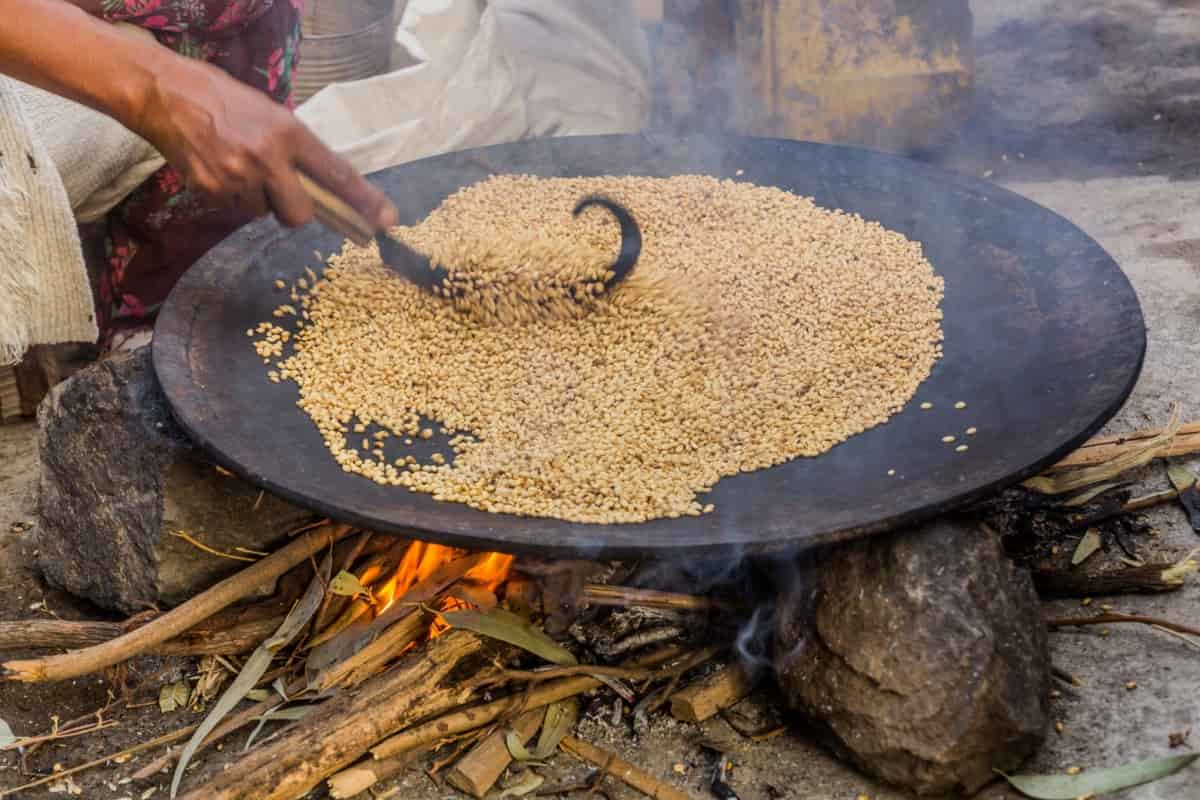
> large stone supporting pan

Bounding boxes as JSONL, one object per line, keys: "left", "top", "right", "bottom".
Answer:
{"left": 35, "top": 349, "right": 312, "bottom": 613}
{"left": 774, "top": 519, "right": 1049, "bottom": 796}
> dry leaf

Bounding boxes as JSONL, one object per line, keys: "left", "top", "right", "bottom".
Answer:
{"left": 1168, "top": 463, "right": 1197, "bottom": 492}
{"left": 1071, "top": 530, "right": 1103, "bottom": 566}
{"left": 329, "top": 570, "right": 367, "bottom": 598}
{"left": 158, "top": 682, "right": 188, "bottom": 714}
{"left": 48, "top": 775, "right": 83, "bottom": 796}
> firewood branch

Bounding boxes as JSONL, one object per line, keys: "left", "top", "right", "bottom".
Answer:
{"left": 179, "top": 630, "right": 491, "bottom": 800}
{"left": 1, "top": 523, "right": 353, "bottom": 683}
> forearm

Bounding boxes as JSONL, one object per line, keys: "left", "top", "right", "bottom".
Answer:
{"left": 0, "top": 0, "right": 167, "bottom": 132}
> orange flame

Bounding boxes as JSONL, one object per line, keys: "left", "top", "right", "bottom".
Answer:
{"left": 465, "top": 552, "right": 515, "bottom": 592}
{"left": 365, "top": 541, "right": 514, "bottom": 639}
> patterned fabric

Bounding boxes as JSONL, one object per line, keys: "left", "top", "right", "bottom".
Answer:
{"left": 97, "top": 0, "right": 303, "bottom": 343}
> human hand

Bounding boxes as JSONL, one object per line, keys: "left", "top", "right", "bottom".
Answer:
{"left": 130, "top": 54, "right": 398, "bottom": 231}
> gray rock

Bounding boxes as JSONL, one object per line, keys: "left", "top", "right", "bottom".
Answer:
{"left": 773, "top": 519, "right": 1048, "bottom": 796}
{"left": 35, "top": 347, "right": 313, "bottom": 613}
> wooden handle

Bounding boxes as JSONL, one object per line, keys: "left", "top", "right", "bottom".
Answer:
{"left": 297, "top": 172, "right": 374, "bottom": 247}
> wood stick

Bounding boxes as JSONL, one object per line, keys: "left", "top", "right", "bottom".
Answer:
{"left": 582, "top": 584, "right": 733, "bottom": 611}
{"left": 559, "top": 735, "right": 692, "bottom": 800}
{"left": 1047, "top": 611, "right": 1200, "bottom": 638}
{"left": 372, "top": 646, "right": 687, "bottom": 760}
{"left": 327, "top": 748, "right": 428, "bottom": 799}
{"left": 315, "top": 610, "right": 427, "bottom": 692}
{"left": 1, "top": 524, "right": 353, "bottom": 683}
{"left": 0, "top": 616, "right": 284, "bottom": 655}
{"left": 1049, "top": 427, "right": 1200, "bottom": 472}
{"left": 669, "top": 663, "right": 756, "bottom": 723}
{"left": 1033, "top": 562, "right": 1190, "bottom": 597}
{"left": 1064, "top": 421, "right": 1200, "bottom": 451}
{"left": 179, "top": 630, "right": 489, "bottom": 800}
{"left": 1065, "top": 489, "right": 1180, "bottom": 531}
{"left": 446, "top": 709, "right": 545, "bottom": 798}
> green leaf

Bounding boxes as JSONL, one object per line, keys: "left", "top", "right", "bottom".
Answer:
{"left": 170, "top": 551, "right": 332, "bottom": 799}
{"left": 1168, "top": 463, "right": 1197, "bottom": 493}
{"left": 159, "top": 681, "right": 188, "bottom": 714}
{"left": 244, "top": 689, "right": 272, "bottom": 703}
{"left": 1001, "top": 752, "right": 1199, "bottom": 799}
{"left": 1071, "top": 529, "right": 1103, "bottom": 566}
{"left": 0, "top": 718, "right": 14, "bottom": 749}
{"left": 442, "top": 608, "right": 577, "bottom": 665}
{"left": 329, "top": 570, "right": 366, "bottom": 598}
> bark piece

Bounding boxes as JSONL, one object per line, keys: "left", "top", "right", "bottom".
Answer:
{"left": 446, "top": 709, "right": 545, "bottom": 798}
{"left": 669, "top": 663, "right": 755, "bottom": 723}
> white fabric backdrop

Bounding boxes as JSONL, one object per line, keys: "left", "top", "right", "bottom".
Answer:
{"left": 296, "top": 0, "right": 651, "bottom": 174}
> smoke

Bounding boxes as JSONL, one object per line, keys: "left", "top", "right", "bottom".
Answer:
{"left": 628, "top": 542, "right": 822, "bottom": 680}
{"left": 644, "top": 0, "right": 1195, "bottom": 181}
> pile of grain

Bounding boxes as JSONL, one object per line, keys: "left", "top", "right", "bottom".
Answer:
{"left": 254, "top": 174, "right": 944, "bottom": 524}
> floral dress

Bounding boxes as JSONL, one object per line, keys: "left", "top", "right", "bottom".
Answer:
{"left": 97, "top": 0, "right": 303, "bottom": 345}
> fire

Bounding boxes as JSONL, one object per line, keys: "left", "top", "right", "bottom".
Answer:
{"left": 369, "top": 541, "right": 515, "bottom": 639}
{"left": 465, "top": 551, "right": 516, "bottom": 592}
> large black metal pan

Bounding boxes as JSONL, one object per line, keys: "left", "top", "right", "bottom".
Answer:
{"left": 153, "top": 134, "right": 1145, "bottom": 559}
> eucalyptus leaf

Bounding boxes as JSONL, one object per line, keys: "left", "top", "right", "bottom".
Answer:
{"left": 170, "top": 551, "right": 332, "bottom": 799}
{"left": 505, "top": 730, "right": 537, "bottom": 762}
{"left": 0, "top": 718, "right": 14, "bottom": 749}
{"left": 498, "top": 772, "right": 545, "bottom": 798}
{"left": 1001, "top": 752, "right": 1198, "bottom": 799}
{"left": 329, "top": 570, "right": 367, "bottom": 598}
{"left": 442, "top": 608, "right": 577, "bottom": 665}
{"left": 531, "top": 699, "right": 577, "bottom": 759}
{"left": 1071, "top": 529, "right": 1103, "bottom": 566}
{"left": 243, "top": 704, "right": 314, "bottom": 752}
{"left": 1062, "top": 482, "right": 1124, "bottom": 508}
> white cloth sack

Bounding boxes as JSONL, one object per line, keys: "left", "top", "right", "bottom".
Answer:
{"left": 296, "top": 0, "right": 651, "bottom": 175}
{"left": 0, "top": 78, "right": 97, "bottom": 365}
{"left": 14, "top": 81, "right": 165, "bottom": 224}
{"left": 0, "top": 23, "right": 165, "bottom": 363}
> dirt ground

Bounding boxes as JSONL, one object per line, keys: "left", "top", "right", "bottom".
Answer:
{"left": 3, "top": 1, "right": 1200, "bottom": 798}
